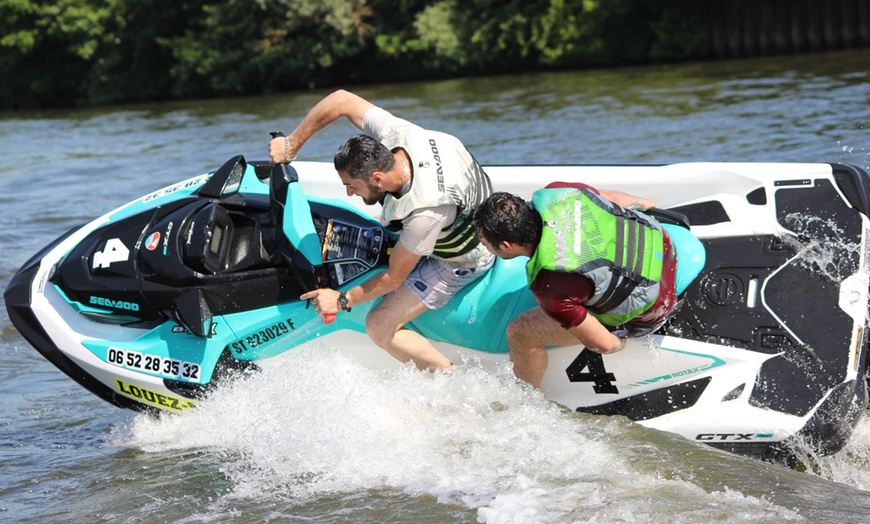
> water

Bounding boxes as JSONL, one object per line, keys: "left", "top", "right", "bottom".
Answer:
{"left": 3, "top": 49, "right": 870, "bottom": 523}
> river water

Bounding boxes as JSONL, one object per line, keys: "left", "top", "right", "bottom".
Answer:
{"left": 2, "top": 49, "right": 870, "bottom": 523}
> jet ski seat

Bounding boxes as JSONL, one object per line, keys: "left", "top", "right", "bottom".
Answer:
{"left": 661, "top": 223, "right": 706, "bottom": 295}
{"left": 646, "top": 209, "right": 706, "bottom": 296}
{"left": 184, "top": 203, "right": 271, "bottom": 275}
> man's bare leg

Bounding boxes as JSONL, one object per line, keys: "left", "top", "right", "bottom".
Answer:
{"left": 506, "top": 308, "right": 577, "bottom": 388}
{"left": 365, "top": 287, "right": 454, "bottom": 372}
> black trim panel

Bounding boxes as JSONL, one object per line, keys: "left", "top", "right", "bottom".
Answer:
{"left": 669, "top": 201, "right": 730, "bottom": 226}
{"left": 576, "top": 377, "right": 710, "bottom": 421}
{"left": 832, "top": 163, "right": 870, "bottom": 218}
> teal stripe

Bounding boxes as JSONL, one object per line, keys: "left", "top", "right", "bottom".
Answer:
{"left": 625, "top": 347, "right": 727, "bottom": 388}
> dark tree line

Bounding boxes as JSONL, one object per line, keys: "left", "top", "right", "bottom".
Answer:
{"left": 1, "top": 0, "right": 711, "bottom": 110}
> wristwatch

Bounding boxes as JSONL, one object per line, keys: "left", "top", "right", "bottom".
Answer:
{"left": 337, "top": 291, "right": 352, "bottom": 312}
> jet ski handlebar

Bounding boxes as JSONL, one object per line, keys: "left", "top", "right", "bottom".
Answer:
{"left": 268, "top": 133, "right": 334, "bottom": 324}
{"left": 646, "top": 207, "right": 691, "bottom": 230}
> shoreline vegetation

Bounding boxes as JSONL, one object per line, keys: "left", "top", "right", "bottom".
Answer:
{"left": 2, "top": 0, "right": 868, "bottom": 111}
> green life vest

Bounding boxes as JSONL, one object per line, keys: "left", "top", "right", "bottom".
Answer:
{"left": 526, "top": 187, "right": 665, "bottom": 326}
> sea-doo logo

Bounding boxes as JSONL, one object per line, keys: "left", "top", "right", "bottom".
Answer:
{"left": 145, "top": 232, "right": 161, "bottom": 251}
{"left": 429, "top": 139, "right": 445, "bottom": 192}
{"left": 90, "top": 296, "right": 140, "bottom": 311}
{"left": 114, "top": 379, "right": 196, "bottom": 412}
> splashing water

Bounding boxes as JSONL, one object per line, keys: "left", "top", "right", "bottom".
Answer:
{"left": 116, "top": 347, "right": 803, "bottom": 523}
{"left": 779, "top": 212, "right": 862, "bottom": 284}
{"left": 836, "top": 138, "right": 870, "bottom": 171}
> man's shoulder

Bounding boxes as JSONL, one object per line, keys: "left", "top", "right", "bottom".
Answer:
{"left": 363, "top": 106, "right": 423, "bottom": 140}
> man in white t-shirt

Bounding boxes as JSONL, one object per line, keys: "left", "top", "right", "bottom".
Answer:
{"left": 268, "top": 89, "right": 493, "bottom": 371}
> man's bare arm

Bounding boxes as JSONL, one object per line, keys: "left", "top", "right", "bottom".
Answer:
{"left": 269, "top": 89, "right": 374, "bottom": 163}
{"left": 597, "top": 189, "right": 655, "bottom": 211}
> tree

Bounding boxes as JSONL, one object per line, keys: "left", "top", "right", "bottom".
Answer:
{"left": 0, "top": 0, "right": 122, "bottom": 108}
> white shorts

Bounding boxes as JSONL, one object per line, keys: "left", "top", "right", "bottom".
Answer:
{"left": 403, "top": 253, "right": 495, "bottom": 310}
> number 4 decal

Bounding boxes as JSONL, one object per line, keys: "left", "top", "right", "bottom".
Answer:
{"left": 565, "top": 349, "right": 619, "bottom": 394}
{"left": 93, "top": 238, "right": 130, "bottom": 269}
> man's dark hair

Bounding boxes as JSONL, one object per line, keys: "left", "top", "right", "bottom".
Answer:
{"left": 473, "top": 192, "right": 542, "bottom": 248}
{"left": 334, "top": 134, "right": 394, "bottom": 180}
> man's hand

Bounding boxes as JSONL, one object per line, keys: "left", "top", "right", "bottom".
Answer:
{"left": 567, "top": 314, "right": 626, "bottom": 354}
{"left": 269, "top": 135, "right": 300, "bottom": 165}
{"left": 300, "top": 288, "right": 341, "bottom": 317}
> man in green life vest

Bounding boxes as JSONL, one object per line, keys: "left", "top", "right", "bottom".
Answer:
{"left": 472, "top": 182, "right": 682, "bottom": 388}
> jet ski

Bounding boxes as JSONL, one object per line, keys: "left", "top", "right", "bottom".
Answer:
{"left": 6, "top": 153, "right": 870, "bottom": 463}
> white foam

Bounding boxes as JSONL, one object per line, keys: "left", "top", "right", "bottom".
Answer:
{"left": 119, "top": 347, "right": 802, "bottom": 523}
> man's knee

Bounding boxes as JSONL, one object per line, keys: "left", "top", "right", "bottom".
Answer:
{"left": 364, "top": 308, "right": 390, "bottom": 347}
{"left": 507, "top": 311, "right": 542, "bottom": 347}
{"left": 506, "top": 317, "right": 532, "bottom": 348}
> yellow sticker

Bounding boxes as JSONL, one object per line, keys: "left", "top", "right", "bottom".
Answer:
{"left": 114, "top": 379, "right": 197, "bottom": 412}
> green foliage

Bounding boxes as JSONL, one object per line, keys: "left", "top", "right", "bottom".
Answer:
{"left": 161, "top": 0, "right": 376, "bottom": 97}
{"left": 0, "top": 0, "right": 714, "bottom": 110}
{"left": 0, "top": 0, "right": 122, "bottom": 108}
{"left": 369, "top": 0, "right": 707, "bottom": 76}
{"left": 87, "top": 0, "right": 212, "bottom": 105}
{"left": 373, "top": 0, "right": 466, "bottom": 72}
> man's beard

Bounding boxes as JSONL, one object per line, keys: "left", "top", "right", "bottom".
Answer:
{"left": 362, "top": 180, "right": 386, "bottom": 205}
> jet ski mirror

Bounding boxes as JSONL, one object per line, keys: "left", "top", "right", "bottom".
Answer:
{"left": 199, "top": 155, "right": 246, "bottom": 198}
{"left": 172, "top": 289, "right": 213, "bottom": 338}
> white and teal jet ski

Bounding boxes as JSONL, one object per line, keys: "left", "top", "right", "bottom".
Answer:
{"left": 6, "top": 153, "right": 870, "bottom": 462}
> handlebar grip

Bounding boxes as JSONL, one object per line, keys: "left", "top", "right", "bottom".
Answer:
{"left": 270, "top": 131, "right": 286, "bottom": 138}
{"left": 646, "top": 207, "right": 691, "bottom": 229}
